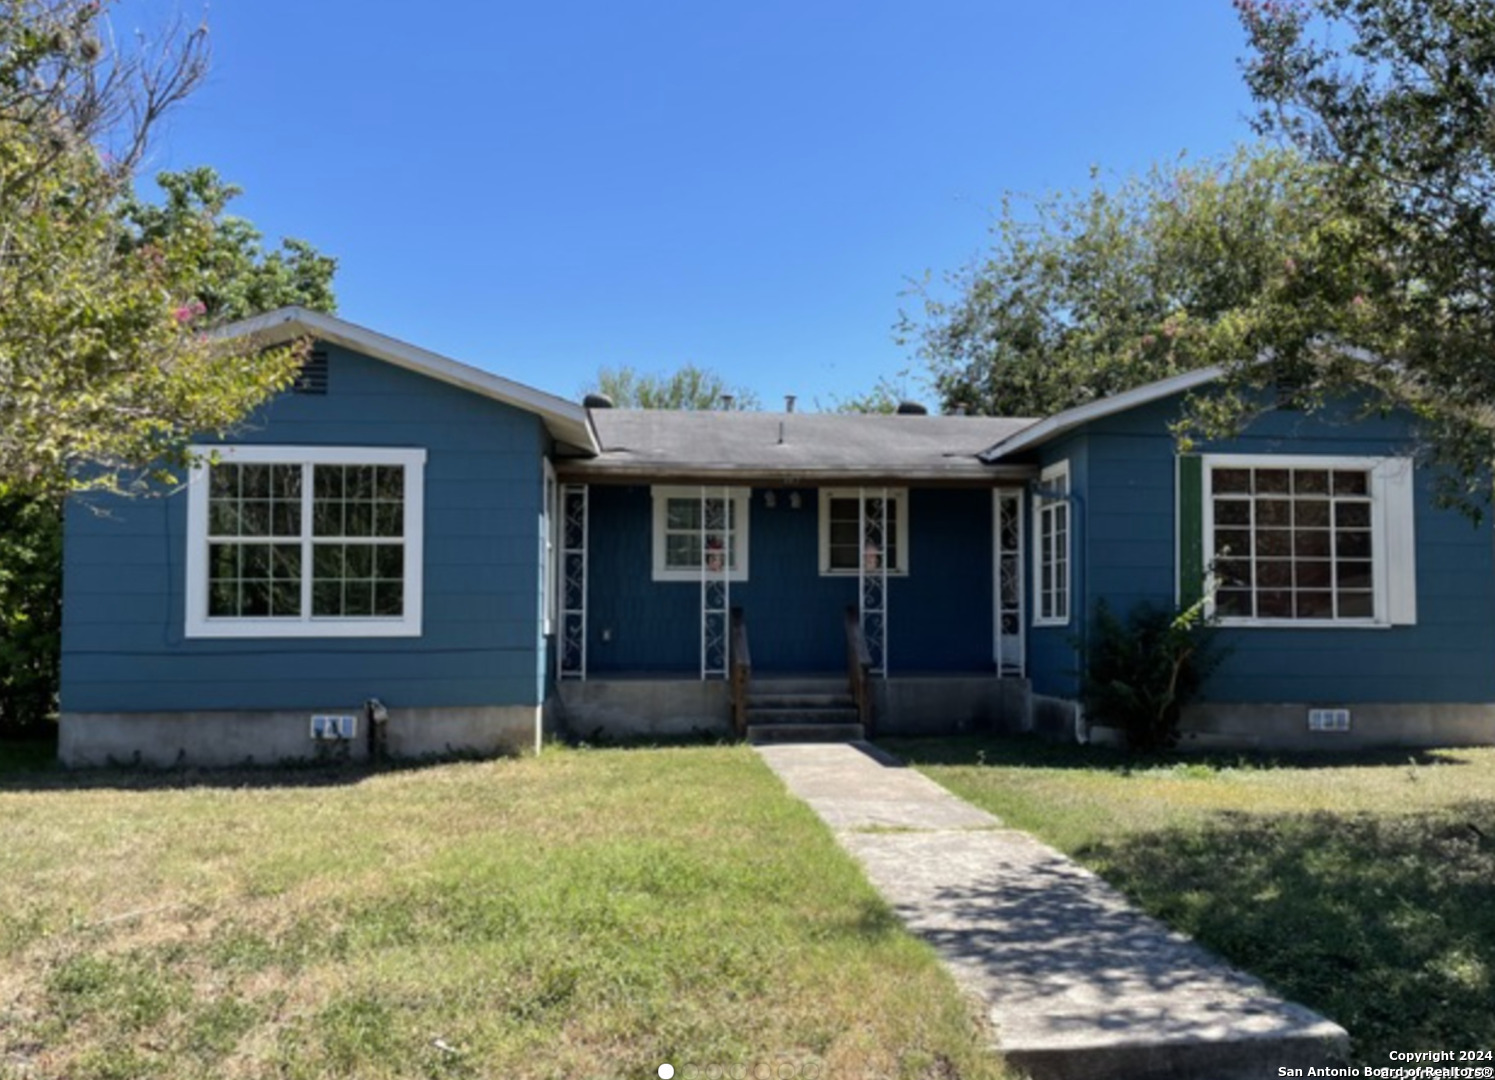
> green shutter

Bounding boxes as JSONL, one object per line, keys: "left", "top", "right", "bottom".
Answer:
{"left": 1178, "top": 454, "right": 1204, "bottom": 606}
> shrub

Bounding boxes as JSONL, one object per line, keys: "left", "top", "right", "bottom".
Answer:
{"left": 1079, "top": 598, "right": 1223, "bottom": 752}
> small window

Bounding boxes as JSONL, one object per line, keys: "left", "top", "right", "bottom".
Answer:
{"left": 186, "top": 446, "right": 425, "bottom": 638}
{"left": 818, "top": 489, "right": 909, "bottom": 575}
{"left": 1033, "top": 461, "right": 1070, "bottom": 626}
{"left": 1203, "top": 455, "right": 1412, "bottom": 626}
{"left": 651, "top": 487, "right": 750, "bottom": 582}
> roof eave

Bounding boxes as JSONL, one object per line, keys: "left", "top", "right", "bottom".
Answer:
{"left": 216, "top": 306, "right": 600, "bottom": 455}
{"left": 554, "top": 462, "right": 1039, "bottom": 486}
{"left": 978, "top": 366, "right": 1224, "bottom": 462}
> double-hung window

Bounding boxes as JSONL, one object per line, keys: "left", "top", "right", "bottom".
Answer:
{"left": 650, "top": 486, "right": 750, "bottom": 582}
{"left": 818, "top": 489, "right": 908, "bottom": 575}
{"left": 185, "top": 446, "right": 425, "bottom": 638}
{"left": 1033, "top": 461, "right": 1070, "bottom": 626}
{"left": 1201, "top": 454, "right": 1415, "bottom": 627}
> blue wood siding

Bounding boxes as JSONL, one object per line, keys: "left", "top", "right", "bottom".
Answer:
{"left": 584, "top": 485, "right": 995, "bottom": 674}
{"left": 1025, "top": 392, "right": 1495, "bottom": 705}
{"left": 61, "top": 343, "right": 549, "bottom": 713}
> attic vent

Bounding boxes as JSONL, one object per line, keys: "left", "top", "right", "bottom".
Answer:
{"left": 895, "top": 400, "right": 928, "bottom": 415}
{"left": 293, "top": 348, "right": 329, "bottom": 395}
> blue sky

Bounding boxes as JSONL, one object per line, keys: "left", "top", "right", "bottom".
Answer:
{"left": 124, "top": 0, "right": 1259, "bottom": 410}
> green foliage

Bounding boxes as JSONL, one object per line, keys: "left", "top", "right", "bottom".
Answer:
{"left": 0, "top": 2, "right": 315, "bottom": 501}
{"left": 589, "top": 364, "right": 760, "bottom": 410}
{"left": 826, "top": 375, "right": 923, "bottom": 414}
{"left": 1, "top": 4, "right": 338, "bottom": 732}
{"left": 1235, "top": 0, "right": 1495, "bottom": 503}
{"left": 902, "top": 147, "right": 1350, "bottom": 419}
{"left": 0, "top": 495, "right": 61, "bottom": 732}
{"left": 121, "top": 167, "right": 337, "bottom": 322}
{"left": 1078, "top": 598, "right": 1223, "bottom": 752}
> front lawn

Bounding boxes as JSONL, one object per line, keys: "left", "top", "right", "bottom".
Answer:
{"left": 0, "top": 746, "right": 1009, "bottom": 1080}
{"left": 887, "top": 736, "right": 1495, "bottom": 1063}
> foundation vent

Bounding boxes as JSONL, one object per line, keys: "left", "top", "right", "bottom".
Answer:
{"left": 1307, "top": 708, "right": 1351, "bottom": 733}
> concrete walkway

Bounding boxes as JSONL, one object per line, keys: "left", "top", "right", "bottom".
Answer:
{"left": 756, "top": 742, "right": 1349, "bottom": 1080}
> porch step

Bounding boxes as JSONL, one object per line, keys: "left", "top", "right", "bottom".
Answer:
{"left": 747, "top": 693, "right": 856, "bottom": 711}
{"left": 749, "top": 676, "right": 848, "bottom": 696}
{"left": 747, "top": 721, "right": 866, "bottom": 744}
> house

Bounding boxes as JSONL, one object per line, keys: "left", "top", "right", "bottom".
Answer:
{"left": 57, "top": 308, "right": 1495, "bottom": 765}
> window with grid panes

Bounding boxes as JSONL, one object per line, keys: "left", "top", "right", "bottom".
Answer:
{"left": 1210, "top": 464, "right": 1375, "bottom": 621}
{"left": 187, "top": 446, "right": 424, "bottom": 638}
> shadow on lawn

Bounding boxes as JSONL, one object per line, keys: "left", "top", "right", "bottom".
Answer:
{"left": 0, "top": 733, "right": 505, "bottom": 793}
{"left": 1074, "top": 803, "right": 1495, "bottom": 1060}
{"left": 880, "top": 733, "right": 1479, "bottom": 773}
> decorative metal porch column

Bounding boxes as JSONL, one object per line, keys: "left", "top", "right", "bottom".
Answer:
{"left": 858, "top": 487, "right": 889, "bottom": 675}
{"left": 700, "top": 487, "right": 731, "bottom": 679}
{"left": 559, "top": 484, "right": 588, "bottom": 680}
{"left": 994, "top": 489, "right": 1025, "bottom": 677}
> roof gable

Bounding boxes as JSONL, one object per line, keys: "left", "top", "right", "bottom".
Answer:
{"left": 979, "top": 367, "right": 1223, "bottom": 461}
{"left": 217, "top": 307, "right": 599, "bottom": 454}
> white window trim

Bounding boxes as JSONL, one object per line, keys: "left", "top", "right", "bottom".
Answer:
{"left": 817, "top": 488, "right": 910, "bottom": 576}
{"left": 1201, "top": 452, "right": 1416, "bottom": 630}
{"left": 1033, "top": 460, "right": 1071, "bottom": 627}
{"left": 542, "top": 459, "right": 557, "bottom": 636}
{"left": 185, "top": 444, "right": 426, "bottom": 638}
{"left": 650, "top": 486, "right": 751, "bottom": 583}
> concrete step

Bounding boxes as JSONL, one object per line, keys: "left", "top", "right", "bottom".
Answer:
{"left": 747, "top": 693, "right": 857, "bottom": 710}
{"left": 750, "top": 676, "right": 848, "bottom": 695}
{"left": 747, "top": 722, "right": 866, "bottom": 744}
{"left": 747, "top": 707, "right": 861, "bottom": 726}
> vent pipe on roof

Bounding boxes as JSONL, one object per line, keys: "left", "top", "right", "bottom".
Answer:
{"left": 951, "top": 404, "right": 968, "bottom": 416}
{"left": 785, "top": 394, "right": 796, "bottom": 413}
{"left": 583, "top": 393, "right": 614, "bottom": 409}
{"left": 895, "top": 400, "right": 928, "bottom": 415}
{"left": 720, "top": 393, "right": 735, "bottom": 410}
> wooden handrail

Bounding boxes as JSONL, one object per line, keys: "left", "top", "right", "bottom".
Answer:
{"left": 844, "top": 606, "right": 873, "bottom": 736}
{"left": 730, "top": 607, "right": 751, "bottom": 737}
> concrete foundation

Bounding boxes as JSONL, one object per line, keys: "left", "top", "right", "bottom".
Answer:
{"left": 873, "top": 676, "right": 1029, "bottom": 736}
{"left": 1180, "top": 701, "right": 1495, "bottom": 751}
{"left": 557, "top": 675, "right": 1030, "bottom": 740}
{"left": 58, "top": 705, "right": 541, "bottom": 768}
{"left": 556, "top": 679, "right": 732, "bottom": 740}
{"left": 1031, "top": 694, "right": 1082, "bottom": 741}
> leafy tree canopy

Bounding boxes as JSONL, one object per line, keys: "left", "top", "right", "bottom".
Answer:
{"left": 122, "top": 166, "right": 338, "bottom": 323}
{"left": 901, "top": 146, "right": 1357, "bottom": 419}
{"left": 1237, "top": 0, "right": 1495, "bottom": 500}
{"left": 0, "top": 1, "right": 325, "bottom": 500}
{"left": 589, "top": 364, "right": 760, "bottom": 410}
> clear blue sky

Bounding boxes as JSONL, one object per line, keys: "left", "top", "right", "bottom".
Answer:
{"left": 122, "top": 0, "right": 1258, "bottom": 410}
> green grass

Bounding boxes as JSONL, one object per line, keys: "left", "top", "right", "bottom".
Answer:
{"left": 0, "top": 745, "right": 1009, "bottom": 1080}
{"left": 887, "top": 735, "right": 1495, "bottom": 1063}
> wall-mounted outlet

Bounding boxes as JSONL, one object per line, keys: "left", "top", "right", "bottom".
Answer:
{"left": 311, "top": 715, "right": 357, "bottom": 740}
{"left": 1307, "top": 708, "right": 1351, "bottom": 733}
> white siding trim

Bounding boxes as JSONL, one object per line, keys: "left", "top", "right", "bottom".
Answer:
{"left": 650, "top": 486, "right": 751, "bottom": 583}
{"left": 1200, "top": 452, "right": 1415, "bottom": 630}
{"left": 817, "top": 488, "right": 911, "bottom": 576}
{"left": 184, "top": 444, "right": 426, "bottom": 639}
{"left": 1032, "top": 460, "right": 1071, "bottom": 627}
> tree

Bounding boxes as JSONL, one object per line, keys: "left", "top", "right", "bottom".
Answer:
{"left": 0, "top": 3, "right": 337, "bottom": 733}
{"left": 588, "top": 364, "right": 760, "bottom": 410}
{"left": 1235, "top": 0, "right": 1495, "bottom": 498}
{"left": 900, "top": 146, "right": 1360, "bottom": 420}
{"left": 1, "top": 1, "right": 309, "bottom": 501}
{"left": 121, "top": 167, "right": 337, "bottom": 322}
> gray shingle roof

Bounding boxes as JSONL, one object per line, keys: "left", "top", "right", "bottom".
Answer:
{"left": 562, "top": 410, "right": 1041, "bottom": 482}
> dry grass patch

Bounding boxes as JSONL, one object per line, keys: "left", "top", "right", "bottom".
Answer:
{"left": 0, "top": 745, "right": 1009, "bottom": 1080}
{"left": 889, "top": 736, "right": 1495, "bottom": 1063}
